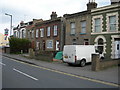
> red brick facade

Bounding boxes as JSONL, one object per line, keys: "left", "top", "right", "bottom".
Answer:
{"left": 35, "top": 18, "right": 62, "bottom": 51}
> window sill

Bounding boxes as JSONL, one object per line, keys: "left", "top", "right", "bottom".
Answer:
{"left": 70, "top": 34, "right": 75, "bottom": 36}
{"left": 80, "top": 33, "right": 86, "bottom": 35}
{"left": 46, "top": 48, "right": 53, "bottom": 49}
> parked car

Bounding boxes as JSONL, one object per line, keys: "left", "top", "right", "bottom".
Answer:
{"left": 63, "top": 45, "right": 96, "bottom": 67}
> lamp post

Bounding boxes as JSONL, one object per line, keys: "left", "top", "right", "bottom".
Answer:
{"left": 5, "top": 13, "right": 12, "bottom": 36}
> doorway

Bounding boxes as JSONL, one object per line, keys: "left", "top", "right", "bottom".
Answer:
{"left": 114, "top": 40, "right": 120, "bottom": 59}
{"left": 43, "top": 40, "right": 45, "bottom": 51}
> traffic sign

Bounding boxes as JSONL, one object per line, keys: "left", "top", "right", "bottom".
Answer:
{"left": 4, "top": 28, "right": 9, "bottom": 36}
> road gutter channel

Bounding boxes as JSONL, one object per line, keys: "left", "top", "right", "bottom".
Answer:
{"left": 3, "top": 55, "right": 120, "bottom": 87}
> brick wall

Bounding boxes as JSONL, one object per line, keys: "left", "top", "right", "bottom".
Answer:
{"left": 92, "top": 54, "right": 120, "bottom": 71}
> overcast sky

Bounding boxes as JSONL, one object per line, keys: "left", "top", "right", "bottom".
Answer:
{"left": 0, "top": 0, "right": 111, "bottom": 35}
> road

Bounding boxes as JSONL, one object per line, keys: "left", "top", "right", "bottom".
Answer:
{"left": 1, "top": 56, "right": 119, "bottom": 88}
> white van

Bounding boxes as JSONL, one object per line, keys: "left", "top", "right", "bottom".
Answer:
{"left": 63, "top": 45, "right": 96, "bottom": 66}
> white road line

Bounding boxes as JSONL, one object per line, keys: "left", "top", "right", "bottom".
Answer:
{"left": 0, "top": 62, "right": 6, "bottom": 66}
{"left": 13, "top": 68, "right": 38, "bottom": 81}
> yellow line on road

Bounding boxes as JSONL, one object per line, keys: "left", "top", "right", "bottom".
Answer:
{"left": 8, "top": 57, "right": 120, "bottom": 87}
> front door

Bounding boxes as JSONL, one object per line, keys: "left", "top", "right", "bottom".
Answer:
{"left": 114, "top": 41, "right": 120, "bottom": 59}
{"left": 56, "top": 40, "right": 59, "bottom": 51}
{"left": 43, "top": 40, "right": 45, "bottom": 51}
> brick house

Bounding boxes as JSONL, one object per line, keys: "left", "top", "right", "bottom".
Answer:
{"left": 13, "top": 21, "right": 27, "bottom": 38}
{"left": 25, "top": 19, "right": 43, "bottom": 49}
{"left": 34, "top": 12, "right": 65, "bottom": 52}
{"left": 91, "top": 2, "right": 120, "bottom": 60}
{"left": 64, "top": 1, "right": 97, "bottom": 45}
{"left": 13, "top": 19, "right": 43, "bottom": 50}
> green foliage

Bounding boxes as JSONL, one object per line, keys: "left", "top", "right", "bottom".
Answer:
{"left": 9, "top": 37, "right": 30, "bottom": 53}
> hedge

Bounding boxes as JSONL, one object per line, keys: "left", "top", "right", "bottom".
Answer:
{"left": 9, "top": 37, "right": 30, "bottom": 53}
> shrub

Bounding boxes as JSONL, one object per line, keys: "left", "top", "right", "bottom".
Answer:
{"left": 9, "top": 37, "right": 30, "bottom": 53}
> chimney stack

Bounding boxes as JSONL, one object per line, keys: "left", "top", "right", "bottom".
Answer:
{"left": 50, "top": 12, "right": 57, "bottom": 20}
{"left": 87, "top": 0, "right": 97, "bottom": 11}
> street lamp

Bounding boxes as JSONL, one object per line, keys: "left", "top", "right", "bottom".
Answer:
{"left": 5, "top": 13, "right": 12, "bottom": 36}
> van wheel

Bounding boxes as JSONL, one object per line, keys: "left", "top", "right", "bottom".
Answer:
{"left": 68, "top": 63, "right": 73, "bottom": 66}
{"left": 80, "top": 60, "right": 86, "bottom": 67}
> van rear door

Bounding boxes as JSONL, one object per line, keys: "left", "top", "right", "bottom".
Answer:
{"left": 63, "top": 45, "right": 76, "bottom": 63}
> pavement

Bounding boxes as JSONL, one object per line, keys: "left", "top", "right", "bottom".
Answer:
{"left": 2, "top": 52, "right": 120, "bottom": 85}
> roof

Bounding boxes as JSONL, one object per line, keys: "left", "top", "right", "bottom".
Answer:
{"left": 91, "top": 3, "right": 120, "bottom": 13}
{"left": 64, "top": 10, "right": 91, "bottom": 19}
{"left": 35, "top": 17, "right": 61, "bottom": 26}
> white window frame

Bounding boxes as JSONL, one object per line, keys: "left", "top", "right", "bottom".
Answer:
{"left": 36, "top": 41, "right": 39, "bottom": 50}
{"left": 36, "top": 29, "right": 39, "bottom": 38}
{"left": 18, "top": 30, "right": 20, "bottom": 38}
{"left": 20, "top": 28, "right": 26, "bottom": 38}
{"left": 16, "top": 31, "right": 18, "bottom": 37}
{"left": 81, "top": 21, "right": 86, "bottom": 34}
{"left": 46, "top": 40, "right": 53, "bottom": 49}
{"left": 92, "top": 15, "right": 103, "bottom": 34}
{"left": 54, "top": 25, "right": 58, "bottom": 36}
{"left": 106, "top": 12, "right": 118, "bottom": 33}
{"left": 14, "top": 31, "right": 17, "bottom": 37}
{"left": 47, "top": 27, "right": 51, "bottom": 36}
{"left": 94, "top": 18, "right": 101, "bottom": 33}
{"left": 20, "top": 30, "right": 22, "bottom": 38}
{"left": 32, "top": 29, "right": 34, "bottom": 38}
{"left": 70, "top": 22, "right": 76, "bottom": 35}
{"left": 109, "top": 16, "right": 116, "bottom": 31}
{"left": 21, "top": 29, "right": 24, "bottom": 38}
{"left": 28, "top": 31, "right": 30, "bottom": 38}
{"left": 40, "top": 28, "right": 44, "bottom": 37}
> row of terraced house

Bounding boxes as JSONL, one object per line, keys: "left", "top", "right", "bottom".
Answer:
{"left": 13, "top": 1, "right": 120, "bottom": 60}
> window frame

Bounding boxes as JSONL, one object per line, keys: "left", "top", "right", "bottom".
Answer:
{"left": 47, "top": 27, "right": 51, "bottom": 37}
{"left": 106, "top": 12, "right": 118, "bottom": 33}
{"left": 109, "top": 15, "right": 116, "bottom": 32}
{"left": 81, "top": 21, "right": 86, "bottom": 34}
{"left": 31, "top": 29, "right": 34, "bottom": 38}
{"left": 46, "top": 40, "right": 53, "bottom": 49}
{"left": 92, "top": 15, "right": 103, "bottom": 34}
{"left": 36, "top": 29, "right": 39, "bottom": 38}
{"left": 54, "top": 25, "right": 58, "bottom": 36}
{"left": 94, "top": 18, "right": 101, "bottom": 33}
{"left": 36, "top": 41, "right": 39, "bottom": 50}
{"left": 70, "top": 22, "right": 76, "bottom": 35}
{"left": 40, "top": 28, "right": 44, "bottom": 37}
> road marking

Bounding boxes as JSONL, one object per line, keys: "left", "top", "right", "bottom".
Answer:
{"left": 0, "top": 62, "right": 6, "bottom": 66}
{"left": 32, "top": 65, "right": 120, "bottom": 87}
{"left": 13, "top": 68, "right": 38, "bottom": 81}
{"left": 6, "top": 57, "right": 119, "bottom": 87}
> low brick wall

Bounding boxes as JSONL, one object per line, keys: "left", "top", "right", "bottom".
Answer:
{"left": 4, "top": 47, "right": 10, "bottom": 54}
{"left": 92, "top": 54, "right": 120, "bottom": 71}
{"left": 99, "top": 60, "right": 120, "bottom": 70}
{"left": 33, "top": 50, "right": 58, "bottom": 62}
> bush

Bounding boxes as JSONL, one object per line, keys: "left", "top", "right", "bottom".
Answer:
{"left": 9, "top": 37, "right": 30, "bottom": 53}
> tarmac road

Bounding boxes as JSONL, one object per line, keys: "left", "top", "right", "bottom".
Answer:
{"left": 2, "top": 56, "right": 119, "bottom": 88}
